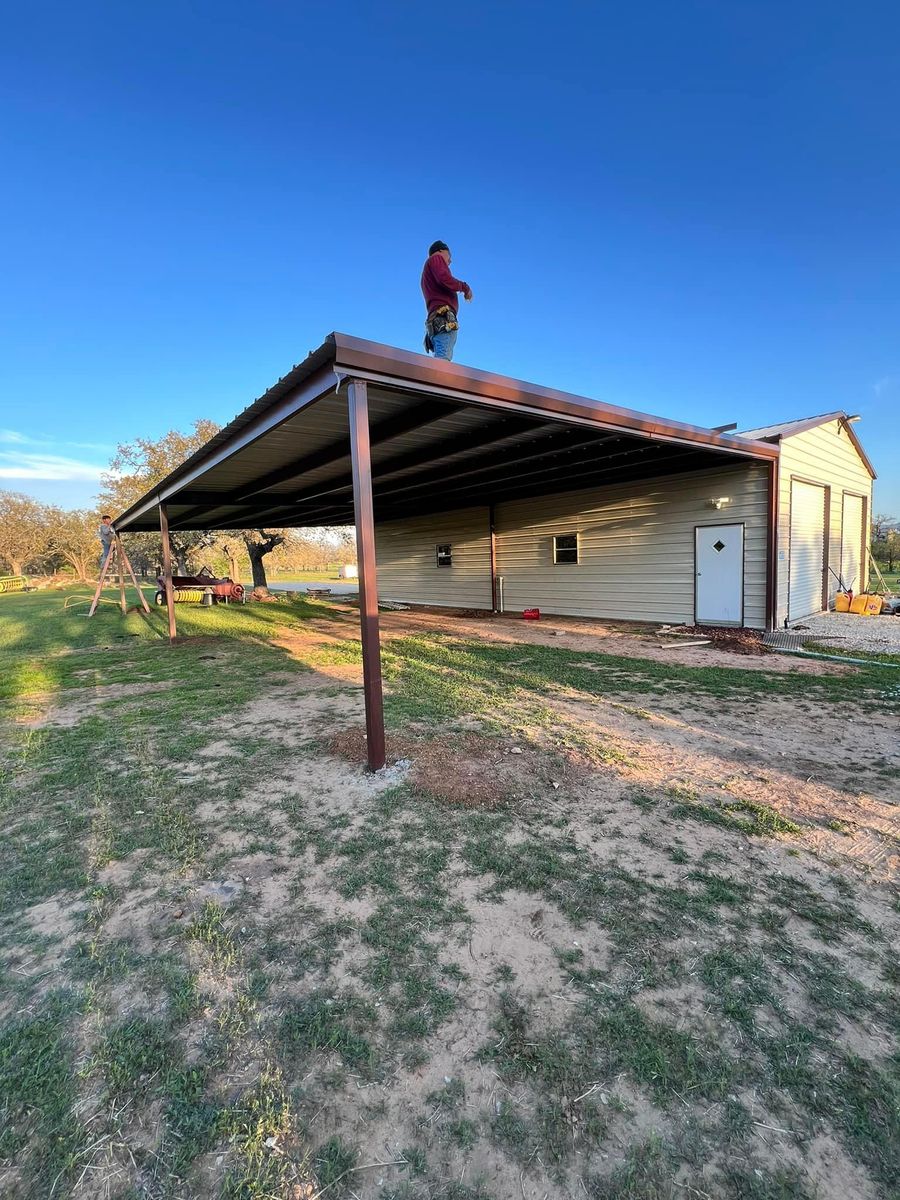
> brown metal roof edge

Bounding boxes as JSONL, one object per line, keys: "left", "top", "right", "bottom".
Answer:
{"left": 839, "top": 420, "right": 877, "bottom": 480}
{"left": 114, "top": 339, "right": 339, "bottom": 528}
{"left": 739, "top": 410, "right": 847, "bottom": 440}
{"left": 738, "top": 410, "right": 876, "bottom": 480}
{"left": 331, "top": 334, "right": 779, "bottom": 461}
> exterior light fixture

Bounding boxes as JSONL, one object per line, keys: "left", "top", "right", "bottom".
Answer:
{"left": 706, "top": 497, "right": 732, "bottom": 510}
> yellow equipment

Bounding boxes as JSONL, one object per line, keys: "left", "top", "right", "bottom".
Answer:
{"left": 848, "top": 593, "right": 882, "bottom": 615}
{"left": 834, "top": 592, "right": 851, "bottom": 612}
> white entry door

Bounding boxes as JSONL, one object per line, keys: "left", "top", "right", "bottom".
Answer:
{"left": 695, "top": 524, "right": 744, "bottom": 625}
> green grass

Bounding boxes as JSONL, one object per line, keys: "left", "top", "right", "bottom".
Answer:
{"left": 381, "top": 632, "right": 899, "bottom": 730}
{"left": 2, "top": 586, "right": 898, "bottom": 1200}
{"left": 803, "top": 641, "right": 900, "bottom": 666}
{"left": 0, "top": 587, "right": 339, "bottom": 701}
{"left": 0, "top": 992, "right": 86, "bottom": 1194}
{"left": 269, "top": 565, "right": 346, "bottom": 582}
{"left": 870, "top": 567, "right": 899, "bottom": 591}
{"left": 93, "top": 1017, "right": 172, "bottom": 1098}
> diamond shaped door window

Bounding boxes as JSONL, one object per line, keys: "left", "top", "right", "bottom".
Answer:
{"left": 713, "top": 539, "right": 726, "bottom": 552}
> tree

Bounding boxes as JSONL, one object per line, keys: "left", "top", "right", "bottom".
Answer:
{"left": 871, "top": 513, "right": 898, "bottom": 576}
{"left": 0, "top": 491, "right": 52, "bottom": 575}
{"left": 46, "top": 508, "right": 102, "bottom": 581}
{"left": 243, "top": 530, "right": 286, "bottom": 589}
{"left": 871, "top": 513, "right": 895, "bottom": 543}
{"left": 216, "top": 534, "right": 248, "bottom": 583}
{"left": 98, "top": 420, "right": 222, "bottom": 574}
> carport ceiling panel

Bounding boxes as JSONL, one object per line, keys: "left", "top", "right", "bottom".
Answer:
{"left": 176, "top": 395, "right": 352, "bottom": 500}
{"left": 220, "top": 407, "right": 565, "bottom": 524}
{"left": 238, "top": 421, "right": 618, "bottom": 529}
{"left": 252, "top": 402, "right": 491, "bottom": 500}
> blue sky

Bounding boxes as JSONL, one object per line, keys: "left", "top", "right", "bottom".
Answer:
{"left": 1, "top": 1, "right": 898, "bottom": 512}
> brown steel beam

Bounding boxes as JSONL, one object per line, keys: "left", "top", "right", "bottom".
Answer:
{"left": 348, "top": 378, "right": 386, "bottom": 772}
{"left": 174, "top": 401, "right": 466, "bottom": 528}
{"left": 331, "top": 334, "right": 780, "bottom": 462}
{"left": 158, "top": 502, "right": 178, "bottom": 643}
{"left": 239, "top": 414, "right": 549, "bottom": 527}
{"left": 367, "top": 433, "right": 620, "bottom": 507}
{"left": 765, "top": 458, "right": 779, "bottom": 631}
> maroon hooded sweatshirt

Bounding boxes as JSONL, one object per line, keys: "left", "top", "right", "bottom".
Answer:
{"left": 421, "top": 252, "right": 469, "bottom": 316}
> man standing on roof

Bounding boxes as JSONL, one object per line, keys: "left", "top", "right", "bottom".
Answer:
{"left": 421, "top": 240, "right": 472, "bottom": 362}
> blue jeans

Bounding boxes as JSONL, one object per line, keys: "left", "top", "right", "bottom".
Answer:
{"left": 99, "top": 544, "right": 112, "bottom": 572}
{"left": 431, "top": 329, "right": 457, "bottom": 361}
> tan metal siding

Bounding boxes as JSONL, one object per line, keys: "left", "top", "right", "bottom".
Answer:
{"left": 494, "top": 464, "right": 769, "bottom": 627}
{"left": 375, "top": 507, "right": 492, "bottom": 608}
{"left": 775, "top": 421, "right": 873, "bottom": 624}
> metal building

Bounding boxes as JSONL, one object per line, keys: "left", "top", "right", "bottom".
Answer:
{"left": 114, "top": 334, "right": 875, "bottom": 767}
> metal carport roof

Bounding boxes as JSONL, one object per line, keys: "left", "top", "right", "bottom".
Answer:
{"left": 114, "top": 333, "right": 780, "bottom": 771}
{"left": 115, "top": 334, "right": 778, "bottom": 534}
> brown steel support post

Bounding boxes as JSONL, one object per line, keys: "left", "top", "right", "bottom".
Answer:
{"left": 347, "top": 378, "right": 386, "bottom": 771}
{"left": 158, "top": 502, "right": 178, "bottom": 643}
{"left": 488, "top": 503, "right": 498, "bottom": 612}
{"left": 765, "top": 459, "right": 779, "bottom": 630}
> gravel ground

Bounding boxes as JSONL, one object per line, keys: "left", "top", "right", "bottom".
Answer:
{"left": 790, "top": 610, "right": 900, "bottom": 653}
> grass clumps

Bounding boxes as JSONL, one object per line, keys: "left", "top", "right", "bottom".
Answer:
{"left": 480, "top": 988, "right": 734, "bottom": 1107}
{"left": 280, "top": 991, "right": 379, "bottom": 1078}
{"left": 668, "top": 792, "right": 803, "bottom": 837}
{"left": 93, "top": 1016, "right": 172, "bottom": 1098}
{"left": 0, "top": 992, "right": 85, "bottom": 1194}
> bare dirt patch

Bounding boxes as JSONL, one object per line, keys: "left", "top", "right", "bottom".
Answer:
{"left": 325, "top": 725, "right": 581, "bottom": 809}
{"left": 22, "top": 680, "right": 178, "bottom": 728}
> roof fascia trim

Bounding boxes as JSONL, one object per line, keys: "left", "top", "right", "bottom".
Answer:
{"left": 753, "top": 412, "right": 876, "bottom": 479}
{"left": 332, "top": 335, "right": 778, "bottom": 461}
{"left": 839, "top": 420, "right": 877, "bottom": 479}
{"left": 115, "top": 361, "right": 337, "bottom": 528}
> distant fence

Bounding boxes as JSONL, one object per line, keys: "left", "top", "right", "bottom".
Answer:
{"left": 0, "top": 575, "right": 26, "bottom": 594}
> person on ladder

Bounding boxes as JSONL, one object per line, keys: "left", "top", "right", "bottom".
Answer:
{"left": 98, "top": 515, "right": 115, "bottom": 575}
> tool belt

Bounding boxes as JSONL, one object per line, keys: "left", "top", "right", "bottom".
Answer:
{"left": 424, "top": 305, "right": 459, "bottom": 353}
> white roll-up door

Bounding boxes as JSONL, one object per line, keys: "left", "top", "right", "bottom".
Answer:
{"left": 788, "top": 480, "right": 827, "bottom": 620}
{"left": 841, "top": 494, "right": 865, "bottom": 594}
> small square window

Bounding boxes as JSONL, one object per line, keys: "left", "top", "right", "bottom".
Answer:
{"left": 553, "top": 534, "right": 578, "bottom": 564}
{"left": 436, "top": 543, "right": 452, "bottom": 567}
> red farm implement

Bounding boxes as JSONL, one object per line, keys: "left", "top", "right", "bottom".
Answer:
{"left": 154, "top": 569, "right": 245, "bottom": 606}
